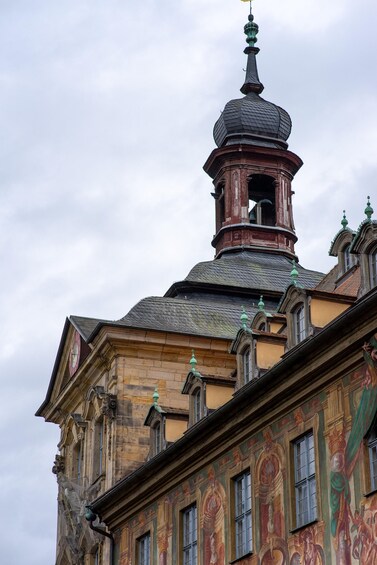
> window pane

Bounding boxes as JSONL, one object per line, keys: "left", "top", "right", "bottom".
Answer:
{"left": 294, "top": 432, "right": 316, "bottom": 527}
{"left": 183, "top": 506, "right": 197, "bottom": 565}
{"left": 234, "top": 471, "right": 252, "bottom": 558}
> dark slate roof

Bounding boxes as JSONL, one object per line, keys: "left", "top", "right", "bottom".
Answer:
{"left": 70, "top": 315, "right": 109, "bottom": 340}
{"left": 116, "top": 295, "right": 278, "bottom": 340}
{"left": 213, "top": 93, "right": 291, "bottom": 149}
{"left": 183, "top": 252, "right": 323, "bottom": 293}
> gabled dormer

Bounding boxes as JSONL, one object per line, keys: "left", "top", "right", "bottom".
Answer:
{"left": 231, "top": 303, "right": 286, "bottom": 388}
{"left": 329, "top": 211, "right": 357, "bottom": 283}
{"left": 144, "top": 390, "right": 188, "bottom": 458}
{"left": 278, "top": 276, "right": 354, "bottom": 350}
{"left": 182, "top": 353, "right": 234, "bottom": 426}
{"left": 350, "top": 198, "right": 377, "bottom": 297}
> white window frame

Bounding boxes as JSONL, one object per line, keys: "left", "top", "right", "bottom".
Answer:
{"left": 293, "top": 432, "right": 317, "bottom": 528}
{"left": 369, "top": 247, "right": 377, "bottom": 288}
{"left": 182, "top": 505, "right": 197, "bottom": 565}
{"left": 293, "top": 304, "right": 306, "bottom": 345}
{"left": 234, "top": 471, "right": 252, "bottom": 558}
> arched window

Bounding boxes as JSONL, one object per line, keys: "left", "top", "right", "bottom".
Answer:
{"left": 293, "top": 304, "right": 306, "bottom": 345}
{"left": 248, "top": 175, "right": 276, "bottom": 226}
{"left": 258, "top": 322, "right": 266, "bottom": 332}
{"left": 193, "top": 388, "right": 202, "bottom": 424}
{"left": 370, "top": 246, "right": 377, "bottom": 288}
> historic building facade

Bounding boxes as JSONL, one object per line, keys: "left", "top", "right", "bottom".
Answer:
{"left": 37, "top": 7, "right": 377, "bottom": 565}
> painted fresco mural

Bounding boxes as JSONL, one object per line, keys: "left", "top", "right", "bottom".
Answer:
{"left": 118, "top": 334, "right": 377, "bottom": 565}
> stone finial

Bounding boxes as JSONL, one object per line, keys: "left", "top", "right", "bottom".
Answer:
{"left": 341, "top": 210, "right": 348, "bottom": 229}
{"left": 240, "top": 306, "right": 249, "bottom": 330}
{"left": 290, "top": 259, "right": 299, "bottom": 286}
{"left": 365, "top": 196, "right": 374, "bottom": 221}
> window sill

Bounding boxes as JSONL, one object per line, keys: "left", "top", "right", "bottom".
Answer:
{"left": 290, "top": 518, "right": 318, "bottom": 534}
{"left": 229, "top": 551, "right": 253, "bottom": 564}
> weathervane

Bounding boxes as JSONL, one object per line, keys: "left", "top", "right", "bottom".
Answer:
{"left": 241, "top": 0, "right": 254, "bottom": 14}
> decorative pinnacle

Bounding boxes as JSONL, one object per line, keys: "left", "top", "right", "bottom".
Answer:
{"left": 258, "top": 295, "right": 265, "bottom": 312}
{"left": 290, "top": 260, "right": 299, "bottom": 286}
{"left": 365, "top": 196, "right": 374, "bottom": 221}
{"left": 189, "top": 350, "right": 197, "bottom": 372}
{"left": 341, "top": 210, "right": 348, "bottom": 229}
{"left": 240, "top": 4, "right": 264, "bottom": 95}
{"left": 240, "top": 306, "right": 249, "bottom": 330}
{"left": 153, "top": 387, "right": 159, "bottom": 407}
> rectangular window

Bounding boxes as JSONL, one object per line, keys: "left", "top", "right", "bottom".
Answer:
{"left": 243, "top": 348, "right": 251, "bottom": 384}
{"left": 138, "top": 532, "right": 150, "bottom": 565}
{"left": 294, "top": 305, "right": 306, "bottom": 344}
{"left": 193, "top": 389, "right": 202, "bottom": 424}
{"left": 293, "top": 432, "right": 317, "bottom": 528}
{"left": 182, "top": 505, "right": 197, "bottom": 565}
{"left": 234, "top": 471, "right": 252, "bottom": 559}
{"left": 154, "top": 422, "right": 162, "bottom": 455}
{"left": 94, "top": 419, "right": 104, "bottom": 478}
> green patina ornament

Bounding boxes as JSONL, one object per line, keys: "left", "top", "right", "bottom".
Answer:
{"left": 190, "top": 350, "right": 197, "bottom": 372}
{"left": 341, "top": 210, "right": 348, "bottom": 229}
{"left": 365, "top": 196, "right": 374, "bottom": 221}
{"left": 240, "top": 306, "right": 249, "bottom": 330}
{"left": 291, "top": 260, "right": 299, "bottom": 286}
{"left": 244, "top": 12, "right": 259, "bottom": 48}
{"left": 153, "top": 387, "right": 159, "bottom": 406}
{"left": 258, "top": 295, "right": 265, "bottom": 312}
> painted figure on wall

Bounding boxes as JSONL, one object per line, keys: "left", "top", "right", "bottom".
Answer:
{"left": 255, "top": 429, "right": 288, "bottom": 564}
{"left": 288, "top": 525, "right": 324, "bottom": 565}
{"left": 201, "top": 467, "right": 226, "bottom": 565}
{"left": 329, "top": 333, "right": 377, "bottom": 563}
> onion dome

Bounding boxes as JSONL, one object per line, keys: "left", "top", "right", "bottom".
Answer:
{"left": 213, "top": 10, "right": 292, "bottom": 149}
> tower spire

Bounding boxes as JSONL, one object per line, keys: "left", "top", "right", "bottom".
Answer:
{"left": 240, "top": 5, "right": 264, "bottom": 95}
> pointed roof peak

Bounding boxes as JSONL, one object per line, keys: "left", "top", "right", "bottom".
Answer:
{"left": 241, "top": 7, "right": 264, "bottom": 95}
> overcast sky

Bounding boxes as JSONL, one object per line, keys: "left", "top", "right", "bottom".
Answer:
{"left": 0, "top": 1, "right": 376, "bottom": 563}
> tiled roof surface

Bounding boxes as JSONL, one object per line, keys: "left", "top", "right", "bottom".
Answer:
{"left": 72, "top": 253, "right": 323, "bottom": 342}
{"left": 70, "top": 315, "right": 108, "bottom": 340}
{"left": 184, "top": 252, "right": 323, "bottom": 292}
{"left": 118, "top": 295, "right": 279, "bottom": 340}
{"left": 315, "top": 265, "right": 360, "bottom": 297}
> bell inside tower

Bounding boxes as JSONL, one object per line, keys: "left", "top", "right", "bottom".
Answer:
{"left": 248, "top": 174, "right": 276, "bottom": 227}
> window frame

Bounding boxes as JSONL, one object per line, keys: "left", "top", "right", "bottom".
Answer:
{"left": 182, "top": 504, "right": 197, "bottom": 565}
{"left": 192, "top": 387, "right": 203, "bottom": 425}
{"left": 153, "top": 421, "right": 163, "bottom": 456}
{"left": 242, "top": 347, "right": 252, "bottom": 385}
{"left": 233, "top": 470, "right": 253, "bottom": 560}
{"left": 369, "top": 246, "right": 377, "bottom": 288}
{"left": 93, "top": 417, "right": 105, "bottom": 480}
{"left": 293, "top": 303, "right": 306, "bottom": 345}
{"left": 292, "top": 431, "right": 317, "bottom": 529}
{"left": 137, "top": 532, "right": 151, "bottom": 565}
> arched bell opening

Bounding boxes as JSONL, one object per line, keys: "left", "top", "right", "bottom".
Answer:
{"left": 248, "top": 174, "right": 276, "bottom": 227}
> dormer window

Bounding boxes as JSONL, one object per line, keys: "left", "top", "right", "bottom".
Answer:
{"left": 369, "top": 246, "right": 377, "bottom": 288}
{"left": 153, "top": 422, "right": 162, "bottom": 455}
{"left": 293, "top": 304, "right": 306, "bottom": 344}
{"left": 343, "top": 244, "right": 352, "bottom": 272}
{"left": 193, "top": 388, "right": 203, "bottom": 424}
{"left": 242, "top": 348, "right": 252, "bottom": 384}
